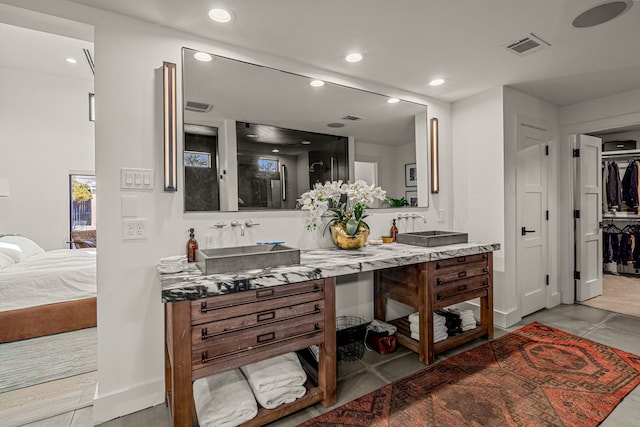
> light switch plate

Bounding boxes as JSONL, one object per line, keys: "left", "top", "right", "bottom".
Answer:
{"left": 121, "top": 168, "right": 154, "bottom": 190}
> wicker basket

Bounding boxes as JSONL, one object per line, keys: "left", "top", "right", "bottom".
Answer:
{"left": 336, "top": 316, "right": 369, "bottom": 361}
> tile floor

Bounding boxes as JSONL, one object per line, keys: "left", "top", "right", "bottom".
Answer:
{"left": 18, "top": 304, "right": 640, "bottom": 426}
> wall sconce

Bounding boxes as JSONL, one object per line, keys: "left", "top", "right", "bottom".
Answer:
{"left": 430, "top": 118, "right": 439, "bottom": 194}
{"left": 0, "top": 179, "right": 10, "bottom": 197}
{"left": 163, "top": 61, "right": 178, "bottom": 192}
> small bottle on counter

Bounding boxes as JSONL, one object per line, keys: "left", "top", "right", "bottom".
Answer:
{"left": 390, "top": 219, "right": 398, "bottom": 242}
{"left": 187, "top": 228, "right": 198, "bottom": 262}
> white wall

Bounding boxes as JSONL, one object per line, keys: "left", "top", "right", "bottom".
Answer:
{"left": 558, "top": 89, "right": 640, "bottom": 303}
{"left": 502, "top": 87, "right": 561, "bottom": 324}
{"left": 452, "top": 87, "right": 506, "bottom": 320}
{"left": 354, "top": 141, "right": 414, "bottom": 201}
{"left": 0, "top": 66, "right": 94, "bottom": 249}
{"left": 0, "top": 1, "right": 455, "bottom": 423}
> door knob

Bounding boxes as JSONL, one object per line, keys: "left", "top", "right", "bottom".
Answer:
{"left": 521, "top": 227, "right": 536, "bottom": 236}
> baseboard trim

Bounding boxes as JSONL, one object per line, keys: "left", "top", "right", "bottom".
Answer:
{"left": 92, "top": 378, "right": 165, "bottom": 425}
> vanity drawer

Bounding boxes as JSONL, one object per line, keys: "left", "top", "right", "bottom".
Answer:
{"left": 433, "top": 253, "right": 489, "bottom": 270}
{"left": 192, "top": 280, "right": 324, "bottom": 324}
{"left": 192, "top": 311, "right": 324, "bottom": 367}
{"left": 433, "top": 263, "right": 489, "bottom": 285}
{"left": 433, "top": 276, "right": 489, "bottom": 301}
{"left": 191, "top": 300, "right": 324, "bottom": 344}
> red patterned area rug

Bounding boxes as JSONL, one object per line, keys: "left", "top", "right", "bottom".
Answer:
{"left": 301, "top": 322, "right": 640, "bottom": 427}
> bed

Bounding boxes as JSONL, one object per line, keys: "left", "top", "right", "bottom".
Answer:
{"left": 0, "top": 236, "right": 97, "bottom": 343}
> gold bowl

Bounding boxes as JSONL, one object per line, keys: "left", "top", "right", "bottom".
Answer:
{"left": 329, "top": 224, "right": 369, "bottom": 250}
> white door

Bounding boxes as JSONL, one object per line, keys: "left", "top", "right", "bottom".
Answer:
{"left": 574, "top": 134, "right": 603, "bottom": 301}
{"left": 517, "top": 118, "right": 549, "bottom": 317}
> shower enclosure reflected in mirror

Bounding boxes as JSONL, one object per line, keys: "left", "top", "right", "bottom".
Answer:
{"left": 182, "top": 47, "right": 428, "bottom": 211}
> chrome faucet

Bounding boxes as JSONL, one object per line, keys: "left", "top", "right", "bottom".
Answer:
{"left": 245, "top": 219, "right": 260, "bottom": 228}
{"left": 413, "top": 214, "right": 427, "bottom": 223}
{"left": 231, "top": 220, "right": 245, "bottom": 236}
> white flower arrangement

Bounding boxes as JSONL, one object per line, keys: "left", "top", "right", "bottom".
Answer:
{"left": 297, "top": 180, "right": 387, "bottom": 234}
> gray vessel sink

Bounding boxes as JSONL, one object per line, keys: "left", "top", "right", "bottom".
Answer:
{"left": 396, "top": 230, "right": 468, "bottom": 248}
{"left": 196, "top": 244, "right": 300, "bottom": 275}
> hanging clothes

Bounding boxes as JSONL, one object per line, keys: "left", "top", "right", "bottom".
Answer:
{"left": 634, "top": 232, "right": 640, "bottom": 269}
{"left": 607, "top": 162, "right": 623, "bottom": 211}
{"left": 619, "top": 233, "right": 634, "bottom": 264}
{"left": 603, "top": 232, "right": 620, "bottom": 263}
{"left": 622, "top": 160, "right": 639, "bottom": 211}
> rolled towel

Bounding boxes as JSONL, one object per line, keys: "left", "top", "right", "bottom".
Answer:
{"left": 411, "top": 331, "right": 448, "bottom": 342}
{"left": 240, "top": 352, "right": 307, "bottom": 393}
{"left": 409, "top": 312, "right": 419, "bottom": 323}
{"left": 251, "top": 385, "right": 307, "bottom": 410}
{"left": 193, "top": 369, "right": 258, "bottom": 427}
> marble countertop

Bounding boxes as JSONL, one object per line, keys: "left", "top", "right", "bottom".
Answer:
{"left": 160, "top": 241, "right": 499, "bottom": 302}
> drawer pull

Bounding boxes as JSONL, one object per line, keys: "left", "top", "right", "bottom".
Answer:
{"left": 257, "top": 332, "right": 276, "bottom": 343}
{"left": 483, "top": 267, "right": 488, "bottom": 273}
{"left": 458, "top": 284, "right": 467, "bottom": 292}
{"left": 483, "top": 280, "right": 489, "bottom": 286}
{"left": 436, "top": 293, "right": 443, "bottom": 300}
{"left": 482, "top": 253, "right": 488, "bottom": 260}
{"left": 457, "top": 257, "right": 466, "bottom": 263}
{"left": 256, "top": 288, "right": 275, "bottom": 299}
{"left": 458, "top": 271, "right": 467, "bottom": 278}
{"left": 257, "top": 311, "right": 276, "bottom": 322}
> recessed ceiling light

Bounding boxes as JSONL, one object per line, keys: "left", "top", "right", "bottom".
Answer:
{"left": 572, "top": 1, "right": 632, "bottom": 28}
{"left": 345, "top": 52, "right": 364, "bottom": 63}
{"left": 271, "top": 149, "right": 280, "bottom": 153}
{"left": 194, "top": 52, "right": 212, "bottom": 62}
{"left": 387, "top": 98, "right": 400, "bottom": 104}
{"left": 208, "top": 8, "right": 234, "bottom": 23}
{"left": 301, "top": 140, "right": 311, "bottom": 145}
{"left": 429, "top": 78, "right": 446, "bottom": 86}
{"left": 66, "top": 58, "right": 77, "bottom": 64}
{"left": 246, "top": 134, "right": 258, "bottom": 138}
{"left": 327, "top": 122, "right": 345, "bottom": 128}
{"left": 310, "top": 80, "right": 325, "bottom": 87}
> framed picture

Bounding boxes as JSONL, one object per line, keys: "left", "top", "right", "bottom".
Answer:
{"left": 184, "top": 151, "right": 211, "bottom": 168}
{"left": 405, "top": 190, "right": 418, "bottom": 207}
{"left": 405, "top": 163, "right": 417, "bottom": 187}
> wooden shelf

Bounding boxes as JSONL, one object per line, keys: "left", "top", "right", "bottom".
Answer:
{"left": 240, "top": 384, "right": 324, "bottom": 427}
{"left": 388, "top": 316, "right": 489, "bottom": 356}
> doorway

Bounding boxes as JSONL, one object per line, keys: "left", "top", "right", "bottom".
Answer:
{"left": 516, "top": 117, "right": 549, "bottom": 317}
{"left": 69, "top": 174, "right": 96, "bottom": 248}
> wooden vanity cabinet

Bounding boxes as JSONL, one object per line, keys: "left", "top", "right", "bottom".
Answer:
{"left": 374, "top": 252, "right": 493, "bottom": 364}
{"left": 165, "top": 278, "right": 337, "bottom": 427}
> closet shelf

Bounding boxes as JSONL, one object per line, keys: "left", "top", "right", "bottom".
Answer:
{"left": 602, "top": 149, "right": 640, "bottom": 161}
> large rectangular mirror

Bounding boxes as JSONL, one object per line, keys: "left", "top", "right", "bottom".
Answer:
{"left": 182, "top": 47, "right": 428, "bottom": 211}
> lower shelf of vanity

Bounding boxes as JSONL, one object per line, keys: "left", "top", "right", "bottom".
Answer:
{"left": 240, "top": 381, "right": 324, "bottom": 427}
{"left": 388, "top": 316, "right": 489, "bottom": 355}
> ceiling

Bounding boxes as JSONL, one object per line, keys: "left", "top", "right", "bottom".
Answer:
{"left": 0, "top": 23, "right": 94, "bottom": 82}
{"left": 62, "top": 0, "right": 640, "bottom": 106}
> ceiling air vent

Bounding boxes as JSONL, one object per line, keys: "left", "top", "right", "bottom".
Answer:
{"left": 505, "top": 33, "right": 550, "bottom": 56}
{"left": 185, "top": 101, "right": 213, "bottom": 113}
{"left": 341, "top": 115, "right": 364, "bottom": 121}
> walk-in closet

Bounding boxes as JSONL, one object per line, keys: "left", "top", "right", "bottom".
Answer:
{"left": 581, "top": 127, "right": 640, "bottom": 318}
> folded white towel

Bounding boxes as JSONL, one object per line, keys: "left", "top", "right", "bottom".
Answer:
{"left": 240, "top": 352, "right": 306, "bottom": 393}
{"left": 411, "top": 331, "right": 448, "bottom": 343}
{"left": 193, "top": 369, "right": 258, "bottom": 427}
{"left": 410, "top": 322, "right": 447, "bottom": 335}
{"left": 251, "top": 385, "right": 307, "bottom": 410}
{"left": 408, "top": 312, "right": 446, "bottom": 326}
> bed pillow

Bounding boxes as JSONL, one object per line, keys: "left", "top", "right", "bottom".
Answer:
{"left": 0, "top": 252, "right": 15, "bottom": 269}
{"left": 0, "top": 241, "right": 23, "bottom": 263}
{"left": 0, "top": 236, "right": 45, "bottom": 259}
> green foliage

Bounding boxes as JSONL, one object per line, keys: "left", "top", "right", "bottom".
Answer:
{"left": 72, "top": 177, "right": 92, "bottom": 202}
{"left": 388, "top": 197, "right": 409, "bottom": 207}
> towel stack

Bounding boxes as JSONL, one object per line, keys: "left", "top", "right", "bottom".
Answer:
{"left": 240, "top": 352, "right": 307, "bottom": 410}
{"left": 193, "top": 368, "right": 258, "bottom": 427}
{"left": 449, "top": 309, "right": 477, "bottom": 331}
{"left": 157, "top": 255, "right": 188, "bottom": 273}
{"left": 408, "top": 312, "right": 447, "bottom": 343}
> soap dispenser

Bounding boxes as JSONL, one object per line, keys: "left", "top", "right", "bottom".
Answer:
{"left": 187, "top": 228, "right": 198, "bottom": 262}
{"left": 390, "top": 219, "right": 398, "bottom": 242}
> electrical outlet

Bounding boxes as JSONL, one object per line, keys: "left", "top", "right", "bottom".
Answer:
{"left": 122, "top": 218, "right": 148, "bottom": 240}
